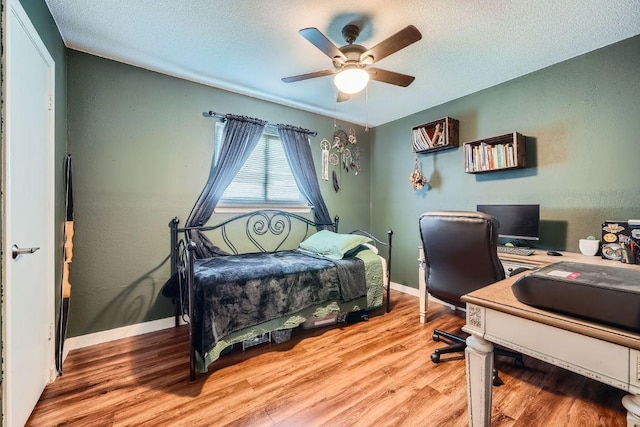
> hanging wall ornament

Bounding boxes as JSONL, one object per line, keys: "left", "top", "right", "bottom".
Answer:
{"left": 332, "top": 170, "right": 341, "bottom": 192}
{"left": 328, "top": 152, "right": 339, "bottom": 166}
{"left": 342, "top": 148, "right": 352, "bottom": 172}
{"left": 409, "top": 158, "right": 428, "bottom": 190}
{"left": 352, "top": 146, "right": 361, "bottom": 175}
{"left": 348, "top": 128, "right": 357, "bottom": 144}
{"left": 320, "top": 139, "right": 330, "bottom": 180}
{"left": 332, "top": 129, "right": 347, "bottom": 153}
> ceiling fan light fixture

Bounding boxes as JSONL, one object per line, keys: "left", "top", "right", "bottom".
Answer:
{"left": 334, "top": 67, "right": 369, "bottom": 95}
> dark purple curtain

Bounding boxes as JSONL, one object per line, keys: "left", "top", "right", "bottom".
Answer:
{"left": 277, "top": 124, "right": 332, "bottom": 229}
{"left": 186, "top": 115, "right": 267, "bottom": 258}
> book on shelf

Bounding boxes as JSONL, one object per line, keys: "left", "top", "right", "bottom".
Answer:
{"left": 412, "top": 123, "right": 446, "bottom": 151}
{"left": 464, "top": 131, "right": 524, "bottom": 173}
{"left": 465, "top": 142, "right": 517, "bottom": 172}
{"left": 413, "top": 127, "right": 432, "bottom": 151}
{"left": 507, "top": 144, "right": 515, "bottom": 166}
{"left": 412, "top": 129, "right": 429, "bottom": 151}
{"left": 420, "top": 127, "right": 432, "bottom": 146}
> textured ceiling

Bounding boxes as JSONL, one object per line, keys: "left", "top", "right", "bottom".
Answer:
{"left": 45, "top": 0, "right": 640, "bottom": 127}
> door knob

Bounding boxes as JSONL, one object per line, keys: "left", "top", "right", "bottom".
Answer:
{"left": 12, "top": 244, "right": 40, "bottom": 259}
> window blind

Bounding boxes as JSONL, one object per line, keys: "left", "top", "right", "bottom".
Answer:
{"left": 215, "top": 123, "right": 306, "bottom": 205}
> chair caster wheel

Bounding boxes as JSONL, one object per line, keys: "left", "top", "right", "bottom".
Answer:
{"left": 431, "top": 353, "right": 440, "bottom": 363}
{"left": 432, "top": 333, "right": 440, "bottom": 342}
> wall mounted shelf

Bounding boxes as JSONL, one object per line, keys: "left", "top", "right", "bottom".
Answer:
{"left": 412, "top": 117, "right": 459, "bottom": 154}
{"left": 464, "top": 132, "right": 526, "bottom": 174}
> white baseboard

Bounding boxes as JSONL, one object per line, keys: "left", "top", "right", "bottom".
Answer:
{"left": 390, "top": 281, "right": 419, "bottom": 297}
{"left": 63, "top": 284, "right": 419, "bottom": 360}
{"left": 63, "top": 316, "right": 186, "bottom": 359}
{"left": 390, "top": 281, "right": 456, "bottom": 309}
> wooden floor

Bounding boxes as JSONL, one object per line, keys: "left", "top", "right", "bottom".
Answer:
{"left": 28, "top": 291, "right": 627, "bottom": 426}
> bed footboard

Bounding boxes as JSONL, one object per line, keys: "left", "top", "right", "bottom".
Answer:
{"left": 169, "top": 217, "right": 180, "bottom": 327}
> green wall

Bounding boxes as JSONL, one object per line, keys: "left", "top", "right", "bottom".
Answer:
{"left": 66, "top": 51, "right": 371, "bottom": 336}
{"left": 371, "top": 35, "right": 640, "bottom": 289}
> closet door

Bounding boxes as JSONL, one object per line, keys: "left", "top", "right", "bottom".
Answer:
{"left": 3, "top": 1, "right": 56, "bottom": 425}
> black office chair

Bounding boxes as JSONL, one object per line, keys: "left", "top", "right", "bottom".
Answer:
{"left": 418, "top": 211, "right": 523, "bottom": 385}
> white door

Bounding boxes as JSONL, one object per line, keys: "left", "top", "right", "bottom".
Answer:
{"left": 3, "top": 1, "right": 56, "bottom": 426}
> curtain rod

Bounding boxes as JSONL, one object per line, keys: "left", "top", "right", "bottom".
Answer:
{"left": 203, "top": 111, "right": 317, "bottom": 137}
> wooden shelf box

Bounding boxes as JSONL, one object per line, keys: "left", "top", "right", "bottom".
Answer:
{"left": 412, "top": 117, "right": 459, "bottom": 154}
{"left": 464, "top": 132, "right": 526, "bottom": 173}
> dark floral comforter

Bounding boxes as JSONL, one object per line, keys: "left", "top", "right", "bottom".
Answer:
{"left": 191, "top": 250, "right": 365, "bottom": 356}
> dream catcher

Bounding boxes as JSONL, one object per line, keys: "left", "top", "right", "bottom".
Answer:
{"left": 352, "top": 146, "right": 361, "bottom": 175}
{"left": 348, "top": 128, "right": 357, "bottom": 144}
{"left": 347, "top": 129, "right": 360, "bottom": 173}
{"left": 333, "top": 129, "right": 348, "bottom": 152}
{"left": 322, "top": 127, "right": 362, "bottom": 192}
{"left": 320, "top": 139, "right": 331, "bottom": 180}
{"left": 342, "top": 148, "right": 352, "bottom": 171}
{"left": 332, "top": 128, "right": 347, "bottom": 192}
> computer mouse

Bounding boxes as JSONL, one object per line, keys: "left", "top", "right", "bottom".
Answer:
{"left": 546, "top": 250, "right": 562, "bottom": 256}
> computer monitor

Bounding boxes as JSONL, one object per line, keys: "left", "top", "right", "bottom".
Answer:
{"left": 477, "top": 204, "right": 540, "bottom": 241}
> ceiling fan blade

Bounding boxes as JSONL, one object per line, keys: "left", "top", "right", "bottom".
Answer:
{"left": 337, "top": 91, "right": 351, "bottom": 103}
{"left": 367, "top": 67, "right": 416, "bottom": 87}
{"left": 282, "top": 69, "right": 336, "bottom": 83}
{"left": 360, "top": 25, "right": 422, "bottom": 64}
{"left": 299, "top": 28, "right": 347, "bottom": 62}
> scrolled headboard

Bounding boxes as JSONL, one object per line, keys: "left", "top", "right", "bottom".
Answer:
{"left": 170, "top": 210, "right": 338, "bottom": 258}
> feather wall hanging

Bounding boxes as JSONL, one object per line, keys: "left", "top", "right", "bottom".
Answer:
{"left": 332, "top": 170, "right": 341, "bottom": 192}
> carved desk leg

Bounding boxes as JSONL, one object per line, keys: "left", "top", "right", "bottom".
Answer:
{"left": 624, "top": 349, "right": 640, "bottom": 426}
{"left": 622, "top": 395, "right": 640, "bottom": 427}
{"left": 465, "top": 334, "right": 494, "bottom": 427}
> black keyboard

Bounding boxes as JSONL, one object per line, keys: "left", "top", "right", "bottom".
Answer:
{"left": 497, "top": 246, "right": 535, "bottom": 256}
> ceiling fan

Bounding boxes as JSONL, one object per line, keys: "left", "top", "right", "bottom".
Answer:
{"left": 282, "top": 24, "right": 422, "bottom": 102}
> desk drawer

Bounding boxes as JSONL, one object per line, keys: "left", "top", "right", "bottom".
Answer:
{"left": 484, "top": 309, "right": 629, "bottom": 391}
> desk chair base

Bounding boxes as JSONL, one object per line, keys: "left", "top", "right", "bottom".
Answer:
{"left": 431, "top": 328, "right": 524, "bottom": 386}
{"left": 431, "top": 329, "right": 466, "bottom": 363}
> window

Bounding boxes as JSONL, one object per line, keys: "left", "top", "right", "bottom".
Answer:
{"left": 214, "top": 123, "right": 309, "bottom": 212}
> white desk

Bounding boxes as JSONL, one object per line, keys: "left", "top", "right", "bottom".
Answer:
{"left": 461, "top": 256, "right": 640, "bottom": 426}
